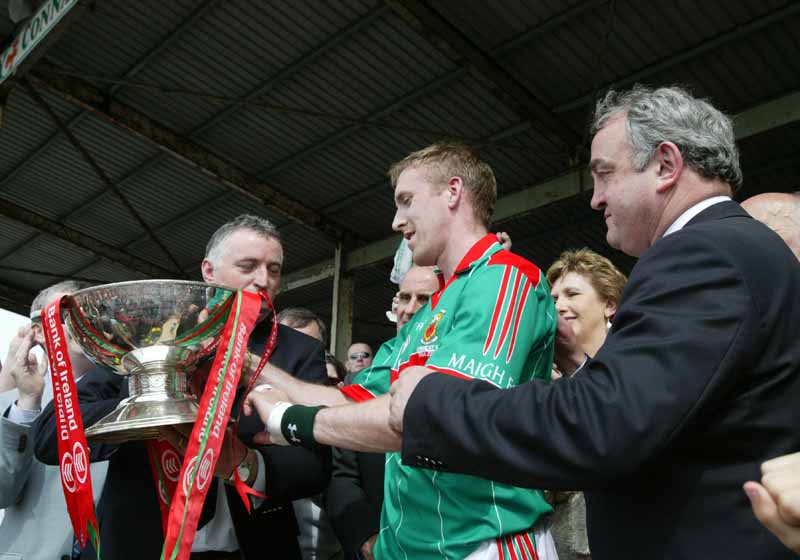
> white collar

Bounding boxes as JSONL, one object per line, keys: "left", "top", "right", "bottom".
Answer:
{"left": 663, "top": 196, "right": 731, "bottom": 237}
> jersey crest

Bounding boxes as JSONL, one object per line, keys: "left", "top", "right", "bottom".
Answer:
{"left": 421, "top": 309, "right": 445, "bottom": 344}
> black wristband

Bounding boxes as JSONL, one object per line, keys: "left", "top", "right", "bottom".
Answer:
{"left": 280, "top": 405, "right": 326, "bottom": 449}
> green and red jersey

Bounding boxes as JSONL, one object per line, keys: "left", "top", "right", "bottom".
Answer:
{"left": 341, "top": 234, "right": 557, "bottom": 559}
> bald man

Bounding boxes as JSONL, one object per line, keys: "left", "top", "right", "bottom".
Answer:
{"left": 741, "top": 191, "right": 800, "bottom": 554}
{"left": 741, "top": 191, "right": 800, "bottom": 259}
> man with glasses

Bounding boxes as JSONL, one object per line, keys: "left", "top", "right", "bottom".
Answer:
{"left": 344, "top": 343, "right": 373, "bottom": 381}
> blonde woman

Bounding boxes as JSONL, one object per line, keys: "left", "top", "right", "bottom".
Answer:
{"left": 545, "top": 248, "right": 626, "bottom": 559}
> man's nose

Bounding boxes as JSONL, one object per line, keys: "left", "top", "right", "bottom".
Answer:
{"left": 252, "top": 266, "right": 269, "bottom": 291}
{"left": 590, "top": 187, "right": 606, "bottom": 211}
{"left": 392, "top": 210, "right": 405, "bottom": 232}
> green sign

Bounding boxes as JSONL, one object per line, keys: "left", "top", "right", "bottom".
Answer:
{"left": 0, "top": 0, "right": 79, "bottom": 85}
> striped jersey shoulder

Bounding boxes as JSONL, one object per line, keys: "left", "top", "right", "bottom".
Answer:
{"left": 485, "top": 249, "right": 542, "bottom": 288}
{"left": 478, "top": 250, "right": 545, "bottom": 362}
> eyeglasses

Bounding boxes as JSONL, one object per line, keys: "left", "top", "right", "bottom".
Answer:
{"left": 349, "top": 351, "right": 371, "bottom": 360}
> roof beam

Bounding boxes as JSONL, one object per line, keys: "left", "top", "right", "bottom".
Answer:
{"left": 0, "top": 196, "right": 177, "bottom": 278}
{"left": 281, "top": 88, "right": 800, "bottom": 292}
{"left": 384, "top": 0, "right": 580, "bottom": 153}
{"left": 28, "top": 61, "right": 346, "bottom": 241}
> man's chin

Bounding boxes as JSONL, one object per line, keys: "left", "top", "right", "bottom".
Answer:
{"left": 412, "top": 251, "right": 435, "bottom": 267}
{"left": 606, "top": 231, "right": 621, "bottom": 251}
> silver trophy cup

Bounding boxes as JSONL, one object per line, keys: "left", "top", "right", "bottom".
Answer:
{"left": 66, "top": 280, "right": 235, "bottom": 443}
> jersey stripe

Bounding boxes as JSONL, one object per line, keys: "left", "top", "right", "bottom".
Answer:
{"left": 506, "top": 279, "right": 532, "bottom": 363}
{"left": 521, "top": 531, "right": 538, "bottom": 560}
{"left": 515, "top": 534, "right": 530, "bottom": 560}
{"left": 506, "top": 535, "right": 519, "bottom": 560}
{"left": 339, "top": 384, "right": 376, "bottom": 402}
{"left": 495, "top": 538, "right": 505, "bottom": 560}
{"left": 483, "top": 265, "right": 512, "bottom": 355}
{"left": 493, "top": 270, "right": 522, "bottom": 360}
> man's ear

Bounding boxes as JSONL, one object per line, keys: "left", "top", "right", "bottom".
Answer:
{"left": 201, "top": 259, "right": 215, "bottom": 283}
{"left": 654, "top": 141, "right": 683, "bottom": 194}
{"left": 446, "top": 176, "right": 465, "bottom": 209}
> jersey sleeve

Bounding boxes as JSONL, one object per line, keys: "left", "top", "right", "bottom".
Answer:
{"left": 339, "top": 338, "right": 395, "bottom": 401}
{"left": 426, "top": 256, "right": 555, "bottom": 388}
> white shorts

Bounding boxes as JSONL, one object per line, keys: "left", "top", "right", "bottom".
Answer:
{"left": 465, "top": 521, "right": 558, "bottom": 560}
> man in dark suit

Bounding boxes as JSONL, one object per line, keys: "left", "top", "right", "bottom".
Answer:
{"left": 33, "top": 214, "right": 331, "bottom": 559}
{"left": 388, "top": 86, "right": 800, "bottom": 559}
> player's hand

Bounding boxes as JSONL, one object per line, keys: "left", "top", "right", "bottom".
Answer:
{"left": 745, "top": 452, "right": 800, "bottom": 553}
{"left": 496, "top": 231, "right": 512, "bottom": 251}
{"left": 243, "top": 384, "right": 290, "bottom": 444}
{"left": 388, "top": 366, "right": 432, "bottom": 433}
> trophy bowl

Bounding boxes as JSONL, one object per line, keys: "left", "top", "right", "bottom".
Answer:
{"left": 66, "top": 280, "right": 235, "bottom": 443}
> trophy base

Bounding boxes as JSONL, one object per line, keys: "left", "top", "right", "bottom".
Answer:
{"left": 84, "top": 394, "right": 200, "bottom": 444}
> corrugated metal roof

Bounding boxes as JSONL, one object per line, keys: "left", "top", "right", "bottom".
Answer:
{"left": 1, "top": 0, "right": 799, "bottom": 345}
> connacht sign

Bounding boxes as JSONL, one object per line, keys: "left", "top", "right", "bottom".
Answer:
{"left": 0, "top": 0, "right": 85, "bottom": 88}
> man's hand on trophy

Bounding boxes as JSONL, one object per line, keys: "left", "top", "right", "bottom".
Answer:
{"left": 4, "top": 325, "right": 46, "bottom": 410}
{"left": 243, "top": 384, "right": 290, "bottom": 445}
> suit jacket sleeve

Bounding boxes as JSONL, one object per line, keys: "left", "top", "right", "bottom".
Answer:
{"left": 32, "top": 367, "right": 123, "bottom": 465}
{"left": 0, "top": 399, "right": 34, "bottom": 507}
{"left": 402, "top": 231, "right": 759, "bottom": 490}
{"left": 325, "top": 447, "right": 381, "bottom": 558}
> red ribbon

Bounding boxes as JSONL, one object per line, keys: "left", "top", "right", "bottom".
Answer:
{"left": 230, "top": 290, "right": 278, "bottom": 511}
{"left": 160, "top": 290, "right": 264, "bottom": 560}
{"left": 42, "top": 297, "right": 101, "bottom": 555}
{"left": 146, "top": 439, "right": 182, "bottom": 534}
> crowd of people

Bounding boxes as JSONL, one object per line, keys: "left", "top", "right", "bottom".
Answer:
{"left": 1, "top": 84, "right": 800, "bottom": 560}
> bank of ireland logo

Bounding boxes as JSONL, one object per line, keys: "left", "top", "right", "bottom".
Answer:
{"left": 180, "top": 449, "right": 217, "bottom": 495}
{"left": 61, "top": 451, "right": 77, "bottom": 493}
{"left": 73, "top": 441, "right": 89, "bottom": 485}
{"left": 161, "top": 449, "right": 182, "bottom": 482}
{"left": 422, "top": 310, "right": 446, "bottom": 344}
{"left": 61, "top": 442, "right": 89, "bottom": 493}
{"left": 196, "top": 448, "right": 215, "bottom": 491}
{"left": 182, "top": 455, "right": 199, "bottom": 495}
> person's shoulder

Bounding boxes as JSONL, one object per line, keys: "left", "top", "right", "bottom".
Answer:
{"left": 275, "top": 322, "right": 322, "bottom": 346}
{"left": 480, "top": 248, "right": 544, "bottom": 288}
{"left": 275, "top": 322, "right": 326, "bottom": 356}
